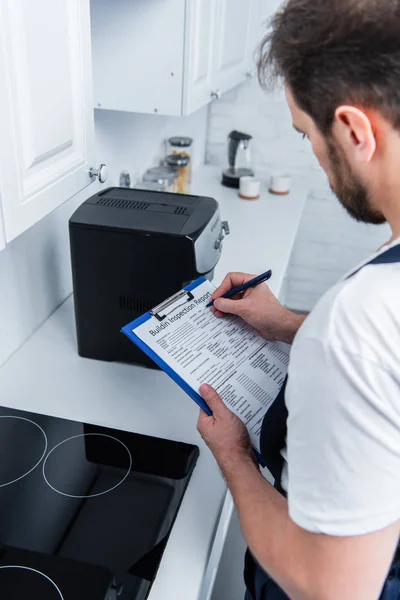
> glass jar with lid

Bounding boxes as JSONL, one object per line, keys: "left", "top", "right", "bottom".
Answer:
{"left": 168, "top": 136, "right": 193, "bottom": 183}
{"left": 165, "top": 154, "right": 191, "bottom": 194}
{"left": 142, "top": 166, "right": 177, "bottom": 192}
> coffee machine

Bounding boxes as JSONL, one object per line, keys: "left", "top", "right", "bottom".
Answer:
{"left": 69, "top": 187, "right": 229, "bottom": 368}
{"left": 222, "top": 130, "right": 254, "bottom": 188}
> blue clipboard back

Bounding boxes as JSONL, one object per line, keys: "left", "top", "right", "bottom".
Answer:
{"left": 121, "top": 278, "right": 212, "bottom": 416}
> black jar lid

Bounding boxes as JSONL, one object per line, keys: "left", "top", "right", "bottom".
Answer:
{"left": 168, "top": 136, "right": 193, "bottom": 148}
{"left": 166, "top": 153, "right": 190, "bottom": 167}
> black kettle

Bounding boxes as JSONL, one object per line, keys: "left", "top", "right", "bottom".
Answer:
{"left": 222, "top": 130, "right": 254, "bottom": 188}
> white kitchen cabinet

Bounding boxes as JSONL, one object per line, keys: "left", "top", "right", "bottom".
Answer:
{"left": 0, "top": 0, "right": 98, "bottom": 243}
{"left": 247, "top": 0, "right": 267, "bottom": 74}
{"left": 211, "top": 0, "right": 254, "bottom": 96}
{"left": 92, "top": 0, "right": 262, "bottom": 117}
{"left": 182, "top": 0, "right": 217, "bottom": 115}
{"left": 91, "top": 0, "right": 186, "bottom": 116}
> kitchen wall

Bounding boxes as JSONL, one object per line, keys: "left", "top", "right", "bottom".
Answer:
{"left": 0, "top": 106, "right": 208, "bottom": 369}
{"left": 95, "top": 106, "right": 208, "bottom": 187}
{"left": 207, "top": 78, "right": 391, "bottom": 311}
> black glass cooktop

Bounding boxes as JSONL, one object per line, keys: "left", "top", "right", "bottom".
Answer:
{"left": 0, "top": 406, "right": 199, "bottom": 599}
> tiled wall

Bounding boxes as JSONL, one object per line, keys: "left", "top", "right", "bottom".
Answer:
{"left": 206, "top": 79, "right": 391, "bottom": 311}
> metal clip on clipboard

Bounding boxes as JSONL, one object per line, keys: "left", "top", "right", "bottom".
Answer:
{"left": 150, "top": 289, "right": 195, "bottom": 322}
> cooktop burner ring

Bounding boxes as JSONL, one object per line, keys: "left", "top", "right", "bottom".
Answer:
{"left": 0, "top": 416, "right": 48, "bottom": 488}
{"left": 42, "top": 433, "right": 133, "bottom": 498}
{"left": 0, "top": 565, "right": 64, "bottom": 599}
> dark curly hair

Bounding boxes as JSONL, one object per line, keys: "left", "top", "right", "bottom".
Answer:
{"left": 258, "top": 0, "right": 400, "bottom": 133}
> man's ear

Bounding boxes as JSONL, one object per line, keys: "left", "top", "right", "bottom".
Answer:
{"left": 334, "top": 106, "right": 376, "bottom": 163}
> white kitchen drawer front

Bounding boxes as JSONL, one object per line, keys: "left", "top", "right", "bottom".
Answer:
{"left": 212, "top": 0, "right": 254, "bottom": 95}
{"left": 183, "top": 0, "right": 217, "bottom": 115}
{"left": 0, "top": 0, "right": 96, "bottom": 242}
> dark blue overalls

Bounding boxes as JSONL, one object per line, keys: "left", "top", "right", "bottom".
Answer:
{"left": 244, "top": 244, "right": 400, "bottom": 600}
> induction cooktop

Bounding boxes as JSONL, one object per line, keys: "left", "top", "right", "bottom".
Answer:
{"left": 0, "top": 406, "right": 199, "bottom": 599}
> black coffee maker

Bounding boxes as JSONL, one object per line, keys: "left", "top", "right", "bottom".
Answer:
{"left": 222, "top": 130, "right": 254, "bottom": 188}
{"left": 69, "top": 187, "right": 229, "bottom": 368}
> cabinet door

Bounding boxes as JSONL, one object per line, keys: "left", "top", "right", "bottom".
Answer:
{"left": 0, "top": 0, "right": 96, "bottom": 242}
{"left": 212, "top": 0, "right": 253, "bottom": 95}
{"left": 183, "top": 0, "right": 217, "bottom": 115}
{"left": 246, "top": 0, "right": 264, "bottom": 75}
{"left": 92, "top": 0, "right": 186, "bottom": 117}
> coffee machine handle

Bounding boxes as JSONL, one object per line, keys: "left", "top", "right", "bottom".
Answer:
{"left": 228, "top": 131, "right": 253, "bottom": 169}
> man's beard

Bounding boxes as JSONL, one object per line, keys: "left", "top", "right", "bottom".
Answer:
{"left": 327, "top": 139, "right": 386, "bottom": 225}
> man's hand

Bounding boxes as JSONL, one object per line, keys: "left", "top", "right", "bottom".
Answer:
{"left": 197, "top": 384, "right": 256, "bottom": 468}
{"left": 211, "top": 272, "right": 305, "bottom": 344}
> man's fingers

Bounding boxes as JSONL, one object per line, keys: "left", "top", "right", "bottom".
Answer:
{"left": 199, "top": 384, "right": 226, "bottom": 415}
{"left": 211, "top": 273, "right": 255, "bottom": 302}
{"left": 213, "top": 297, "right": 245, "bottom": 316}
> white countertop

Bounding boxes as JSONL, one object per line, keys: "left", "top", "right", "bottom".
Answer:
{"left": 0, "top": 166, "right": 308, "bottom": 600}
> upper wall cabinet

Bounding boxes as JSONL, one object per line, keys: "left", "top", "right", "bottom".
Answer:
{"left": 0, "top": 0, "right": 98, "bottom": 243}
{"left": 182, "top": 0, "right": 217, "bottom": 115}
{"left": 91, "top": 0, "right": 261, "bottom": 117}
{"left": 211, "top": 0, "right": 255, "bottom": 96}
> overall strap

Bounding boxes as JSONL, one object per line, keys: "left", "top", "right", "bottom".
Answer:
{"left": 348, "top": 243, "right": 400, "bottom": 278}
{"left": 260, "top": 242, "right": 400, "bottom": 491}
{"left": 259, "top": 379, "right": 288, "bottom": 490}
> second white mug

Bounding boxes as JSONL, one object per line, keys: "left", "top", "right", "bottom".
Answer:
{"left": 269, "top": 174, "right": 291, "bottom": 195}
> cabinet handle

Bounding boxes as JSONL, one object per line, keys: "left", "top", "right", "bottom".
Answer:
{"left": 89, "top": 164, "right": 108, "bottom": 184}
{"left": 210, "top": 89, "right": 222, "bottom": 100}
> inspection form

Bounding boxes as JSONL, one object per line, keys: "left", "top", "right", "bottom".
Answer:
{"left": 127, "top": 279, "right": 289, "bottom": 452}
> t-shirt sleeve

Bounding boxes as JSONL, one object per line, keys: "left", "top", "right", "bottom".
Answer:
{"left": 286, "top": 337, "right": 400, "bottom": 536}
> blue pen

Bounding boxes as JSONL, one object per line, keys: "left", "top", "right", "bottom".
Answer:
{"left": 206, "top": 270, "right": 273, "bottom": 308}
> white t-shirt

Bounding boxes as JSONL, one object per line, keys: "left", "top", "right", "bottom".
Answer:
{"left": 282, "top": 238, "right": 400, "bottom": 536}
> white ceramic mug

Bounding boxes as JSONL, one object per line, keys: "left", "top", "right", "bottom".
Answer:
{"left": 239, "top": 176, "right": 261, "bottom": 200}
{"left": 269, "top": 174, "right": 291, "bottom": 195}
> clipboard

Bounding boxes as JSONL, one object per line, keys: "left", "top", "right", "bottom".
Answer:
{"left": 121, "top": 277, "right": 213, "bottom": 416}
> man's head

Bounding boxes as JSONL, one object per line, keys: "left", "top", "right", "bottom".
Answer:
{"left": 258, "top": 0, "right": 400, "bottom": 225}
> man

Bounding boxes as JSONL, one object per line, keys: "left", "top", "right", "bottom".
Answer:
{"left": 196, "top": 1, "right": 400, "bottom": 599}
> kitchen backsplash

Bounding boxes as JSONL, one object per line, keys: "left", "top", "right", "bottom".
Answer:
{"left": 0, "top": 184, "right": 95, "bottom": 369}
{"left": 206, "top": 78, "right": 390, "bottom": 311}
